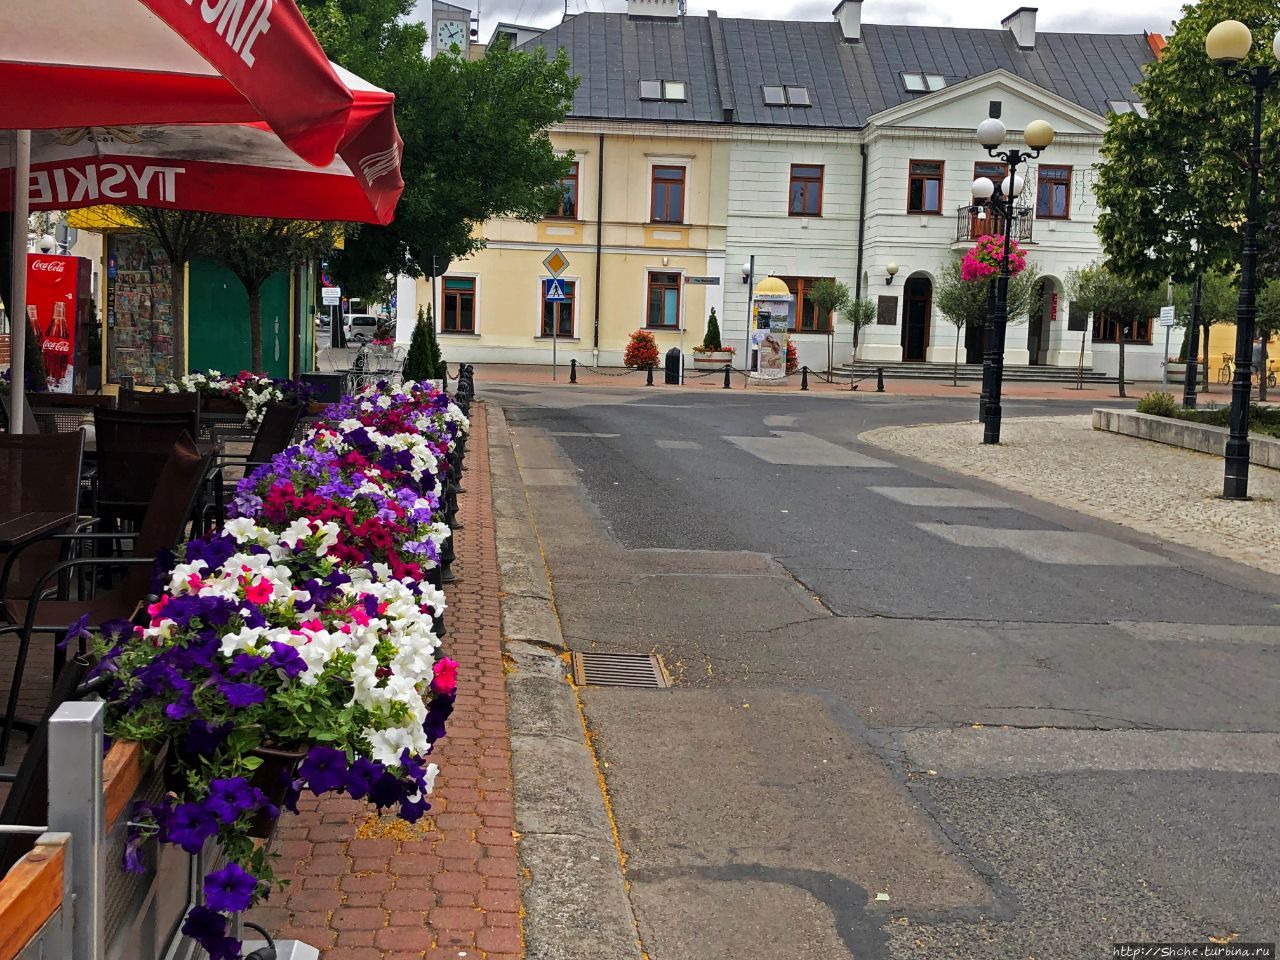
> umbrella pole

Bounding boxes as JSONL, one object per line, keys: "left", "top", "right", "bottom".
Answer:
{"left": 8, "top": 131, "right": 30, "bottom": 434}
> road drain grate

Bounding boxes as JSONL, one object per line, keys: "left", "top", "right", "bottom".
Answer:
{"left": 572, "top": 651, "right": 670, "bottom": 688}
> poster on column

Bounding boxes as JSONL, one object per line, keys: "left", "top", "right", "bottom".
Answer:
{"left": 752, "top": 291, "right": 793, "bottom": 381}
{"left": 26, "top": 253, "right": 88, "bottom": 393}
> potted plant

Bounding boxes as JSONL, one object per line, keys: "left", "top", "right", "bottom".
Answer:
{"left": 623, "top": 329, "right": 660, "bottom": 370}
{"left": 691, "top": 308, "right": 736, "bottom": 368}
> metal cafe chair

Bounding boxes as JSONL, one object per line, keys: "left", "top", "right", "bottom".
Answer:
{"left": 0, "top": 392, "right": 46, "bottom": 435}
{"left": 211, "top": 401, "right": 303, "bottom": 513}
{"left": 0, "top": 434, "right": 211, "bottom": 763}
{"left": 92, "top": 408, "right": 197, "bottom": 529}
{"left": 117, "top": 387, "right": 200, "bottom": 440}
{"left": 0, "top": 433, "right": 86, "bottom": 627}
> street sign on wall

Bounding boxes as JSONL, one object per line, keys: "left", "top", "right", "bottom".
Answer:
{"left": 686, "top": 276, "right": 721, "bottom": 285}
{"left": 322, "top": 286, "right": 342, "bottom": 305}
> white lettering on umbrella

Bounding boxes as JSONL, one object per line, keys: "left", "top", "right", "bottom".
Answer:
{"left": 359, "top": 144, "right": 400, "bottom": 185}
{"left": 195, "top": 0, "right": 273, "bottom": 68}
{"left": 28, "top": 164, "right": 185, "bottom": 205}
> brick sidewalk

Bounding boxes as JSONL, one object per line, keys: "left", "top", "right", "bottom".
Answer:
{"left": 248, "top": 402, "right": 522, "bottom": 960}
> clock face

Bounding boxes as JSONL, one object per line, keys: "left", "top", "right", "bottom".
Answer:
{"left": 437, "top": 20, "right": 466, "bottom": 48}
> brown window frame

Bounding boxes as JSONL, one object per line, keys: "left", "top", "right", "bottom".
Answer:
{"left": 650, "top": 165, "right": 686, "bottom": 224}
{"left": 645, "top": 271, "right": 683, "bottom": 330}
{"left": 441, "top": 276, "right": 476, "bottom": 334}
{"left": 540, "top": 279, "right": 575, "bottom": 338}
{"left": 548, "top": 161, "right": 579, "bottom": 220}
{"left": 1036, "top": 164, "right": 1072, "bottom": 220}
{"left": 777, "top": 276, "right": 835, "bottom": 334}
{"left": 1091, "top": 311, "right": 1152, "bottom": 345}
{"left": 907, "top": 159, "right": 945, "bottom": 215}
{"left": 788, "top": 164, "right": 824, "bottom": 217}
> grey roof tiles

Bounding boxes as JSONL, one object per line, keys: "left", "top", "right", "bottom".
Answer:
{"left": 520, "top": 12, "right": 1156, "bottom": 128}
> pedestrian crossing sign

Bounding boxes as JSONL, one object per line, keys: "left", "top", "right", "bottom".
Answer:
{"left": 544, "top": 278, "right": 568, "bottom": 302}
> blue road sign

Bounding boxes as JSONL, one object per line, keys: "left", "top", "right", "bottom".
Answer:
{"left": 544, "top": 278, "right": 568, "bottom": 302}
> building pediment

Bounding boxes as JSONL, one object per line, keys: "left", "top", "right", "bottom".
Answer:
{"left": 867, "top": 69, "right": 1108, "bottom": 138}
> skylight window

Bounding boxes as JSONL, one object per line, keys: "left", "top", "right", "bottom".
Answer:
{"left": 1107, "top": 99, "right": 1133, "bottom": 114}
{"left": 1132, "top": 101, "right": 1148, "bottom": 118}
{"left": 785, "top": 86, "right": 811, "bottom": 106}
{"left": 762, "top": 85, "right": 811, "bottom": 107}
{"left": 640, "top": 80, "right": 687, "bottom": 102}
{"left": 762, "top": 85, "right": 786, "bottom": 106}
{"left": 902, "top": 73, "right": 945, "bottom": 93}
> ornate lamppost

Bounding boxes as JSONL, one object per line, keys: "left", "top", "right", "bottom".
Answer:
{"left": 970, "top": 175, "right": 997, "bottom": 422}
{"left": 974, "top": 116, "right": 1055, "bottom": 444}
{"left": 1204, "top": 19, "right": 1280, "bottom": 499}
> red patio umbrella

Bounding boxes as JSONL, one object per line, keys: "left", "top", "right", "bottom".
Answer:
{"left": 1, "top": 0, "right": 404, "bottom": 431}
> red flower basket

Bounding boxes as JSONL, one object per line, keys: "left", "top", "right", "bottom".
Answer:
{"left": 785, "top": 339, "right": 798, "bottom": 374}
{"left": 624, "top": 330, "right": 660, "bottom": 369}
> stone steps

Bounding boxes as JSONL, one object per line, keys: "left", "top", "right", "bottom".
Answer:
{"left": 834, "top": 361, "right": 1113, "bottom": 384}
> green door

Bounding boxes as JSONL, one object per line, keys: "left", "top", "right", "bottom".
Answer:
{"left": 187, "top": 257, "right": 291, "bottom": 377}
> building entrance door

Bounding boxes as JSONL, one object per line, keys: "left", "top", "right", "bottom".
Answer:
{"left": 902, "top": 276, "right": 932, "bottom": 362}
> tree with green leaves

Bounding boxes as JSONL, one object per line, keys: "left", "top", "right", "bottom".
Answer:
{"left": 1066, "top": 263, "right": 1163, "bottom": 398}
{"left": 1172, "top": 270, "right": 1239, "bottom": 390}
{"left": 1255, "top": 281, "right": 1280, "bottom": 400}
{"left": 203, "top": 217, "right": 340, "bottom": 372}
{"left": 842, "top": 298, "right": 877, "bottom": 360}
{"left": 701, "top": 308, "right": 722, "bottom": 351}
{"left": 1095, "top": 0, "right": 1280, "bottom": 289}
{"left": 297, "top": 0, "right": 579, "bottom": 299}
{"left": 933, "top": 257, "right": 1039, "bottom": 385}
{"left": 403, "top": 306, "right": 445, "bottom": 382}
{"left": 808, "top": 279, "right": 850, "bottom": 372}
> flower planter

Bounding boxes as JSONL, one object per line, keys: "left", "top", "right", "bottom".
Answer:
{"left": 246, "top": 744, "right": 307, "bottom": 838}
{"left": 202, "top": 396, "right": 248, "bottom": 416}
{"left": 692, "top": 350, "right": 735, "bottom": 369}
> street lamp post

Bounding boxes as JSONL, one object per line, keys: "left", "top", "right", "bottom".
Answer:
{"left": 1182, "top": 271, "right": 1202, "bottom": 409}
{"left": 1204, "top": 19, "right": 1280, "bottom": 499}
{"left": 970, "top": 176, "right": 997, "bottom": 423}
{"left": 974, "top": 116, "right": 1055, "bottom": 444}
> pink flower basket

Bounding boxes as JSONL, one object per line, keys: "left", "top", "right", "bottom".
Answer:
{"left": 962, "top": 235, "right": 1028, "bottom": 282}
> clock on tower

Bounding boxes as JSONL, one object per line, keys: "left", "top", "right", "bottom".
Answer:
{"left": 435, "top": 19, "right": 467, "bottom": 53}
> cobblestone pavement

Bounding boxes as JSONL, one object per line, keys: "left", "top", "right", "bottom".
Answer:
{"left": 247, "top": 403, "right": 523, "bottom": 960}
{"left": 861, "top": 415, "right": 1280, "bottom": 576}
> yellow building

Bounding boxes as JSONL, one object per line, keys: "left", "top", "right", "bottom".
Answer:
{"left": 415, "top": 126, "right": 729, "bottom": 366}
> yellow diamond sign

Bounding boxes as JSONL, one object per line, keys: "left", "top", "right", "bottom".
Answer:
{"left": 543, "top": 248, "right": 570, "bottom": 278}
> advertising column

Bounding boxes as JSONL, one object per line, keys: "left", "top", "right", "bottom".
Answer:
{"left": 749, "top": 277, "right": 794, "bottom": 383}
{"left": 26, "top": 253, "right": 89, "bottom": 393}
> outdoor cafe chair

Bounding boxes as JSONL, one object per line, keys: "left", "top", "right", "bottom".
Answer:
{"left": 92, "top": 408, "right": 200, "bottom": 528}
{"left": 209, "top": 401, "right": 302, "bottom": 518}
{"left": 117, "top": 386, "right": 200, "bottom": 440}
{"left": 0, "top": 392, "right": 47, "bottom": 435}
{"left": 0, "top": 433, "right": 211, "bottom": 763}
{"left": 0, "top": 432, "right": 87, "bottom": 625}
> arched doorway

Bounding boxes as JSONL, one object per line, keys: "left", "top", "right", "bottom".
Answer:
{"left": 902, "top": 275, "right": 932, "bottom": 362}
{"left": 1028, "top": 278, "right": 1059, "bottom": 366}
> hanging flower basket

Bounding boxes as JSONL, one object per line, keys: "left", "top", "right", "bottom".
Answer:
{"left": 962, "top": 235, "right": 1028, "bottom": 282}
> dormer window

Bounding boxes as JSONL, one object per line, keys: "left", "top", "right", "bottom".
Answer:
{"left": 762, "top": 85, "right": 811, "bottom": 107}
{"left": 640, "top": 80, "right": 686, "bottom": 102}
{"left": 902, "top": 73, "right": 945, "bottom": 93}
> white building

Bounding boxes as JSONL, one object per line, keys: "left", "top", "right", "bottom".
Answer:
{"left": 423, "top": 1, "right": 1176, "bottom": 380}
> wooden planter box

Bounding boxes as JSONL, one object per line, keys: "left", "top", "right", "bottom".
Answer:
{"left": 691, "top": 351, "right": 735, "bottom": 369}
{"left": 201, "top": 396, "right": 248, "bottom": 416}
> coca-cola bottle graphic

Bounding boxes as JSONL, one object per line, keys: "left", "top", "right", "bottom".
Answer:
{"left": 44, "top": 302, "right": 72, "bottom": 385}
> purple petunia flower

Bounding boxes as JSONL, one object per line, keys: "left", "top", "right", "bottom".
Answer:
{"left": 181, "top": 905, "right": 226, "bottom": 945}
{"left": 298, "top": 746, "right": 348, "bottom": 794}
{"left": 267, "top": 641, "right": 307, "bottom": 679}
{"left": 206, "top": 778, "right": 257, "bottom": 823}
{"left": 219, "top": 681, "right": 266, "bottom": 708}
{"left": 204, "top": 862, "right": 258, "bottom": 913}
{"left": 228, "top": 652, "right": 267, "bottom": 677}
{"left": 183, "top": 719, "right": 233, "bottom": 757}
{"left": 166, "top": 802, "right": 218, "bottom": 854}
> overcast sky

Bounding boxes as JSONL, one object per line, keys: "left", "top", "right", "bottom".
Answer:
{"left": 428, "top": 0, "right": 1188, "bottom": 39}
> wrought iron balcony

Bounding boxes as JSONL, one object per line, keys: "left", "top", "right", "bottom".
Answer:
{"left": 954, "top": 203, "right": 1034, "bottom": 245}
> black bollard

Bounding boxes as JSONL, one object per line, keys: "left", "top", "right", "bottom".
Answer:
{"left": 723, "top": 364, "right": 732, "bottom": 389}
{"left": 439, "top": 531, "right": 458, "bottom": 583}
{"left": 646, "top": 365, "right": 654, "bottom": 386}
{"left": 876, "top": 367, "right": 885, "bottom": 392}
{"left": 570, "top": 358, "right": 578, "bottom": 384}
{"left": 800, "top": 366, "right": 810, "bottom": 391}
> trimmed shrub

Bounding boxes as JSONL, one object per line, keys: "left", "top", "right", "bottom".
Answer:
{"left": 404, "top": 306, "right": 445, "bottom": 381}
{"left": 1135, "top": 391, "right": 1178, "bottom": 417}
{"left": 702, "top": 308, "right": 722, "bottom": 351}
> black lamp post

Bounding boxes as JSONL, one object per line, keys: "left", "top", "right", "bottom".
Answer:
{"left": 974, "top": 116, "right": 1055, "bottom": 444}
{"left": 1205, "top": 19, "right": 1279, "bottom": 499}
{"left": 969, "top": 176, "right": 998, "bottom": 423}
{"left": 1181, "top": 271, "right": 1202, "bottom": 409}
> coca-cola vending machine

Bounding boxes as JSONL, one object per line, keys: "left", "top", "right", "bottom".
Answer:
{"left": 26, "top": 253, "right": 93, "bottom": 393}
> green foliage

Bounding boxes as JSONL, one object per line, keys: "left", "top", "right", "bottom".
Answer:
{"left": 933, "top": 257, "right": 1040, "bottom": 328}
{"left": 1095, "top": 0, "right": 1280, "bottom": 284}
{"left": 1171, "top": 270, "right": 1239, "bottom": 328}
{"left": 1136, "top": 391, "right": 1178, "bottom": 416}
{"left": 842, "top": 298, "right": 877, "bottom": 331}
{"left": 1065, "top": 262, "right": 1163, "bottom": 328}
{"left": 298, "top": 0, "right": 579, "bottom": 298}
{"left": 808, "top": 279, "right": 850, "bottom": 326}
{"left": 403, "top": 306, "right": 445, "bottom": 381}
{"left": 701, "top": 307, "right": 722, "bottom": 351}
{"left": 204, "top": 217, "right": 341, "bottom": 372}
{"left": 1256, "top": 281, "right": 1280, "bottom": 336}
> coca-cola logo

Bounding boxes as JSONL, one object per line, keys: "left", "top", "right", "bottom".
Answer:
{"left": 31, "top": 259, "right": 66, "bottom": 273}
{"left": 43, "top": 340, "right": 71, "bottom": 354}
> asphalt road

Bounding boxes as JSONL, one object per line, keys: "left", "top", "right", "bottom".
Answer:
{"left": 490, "top": 383, "right": 1280, "bottom": 960}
